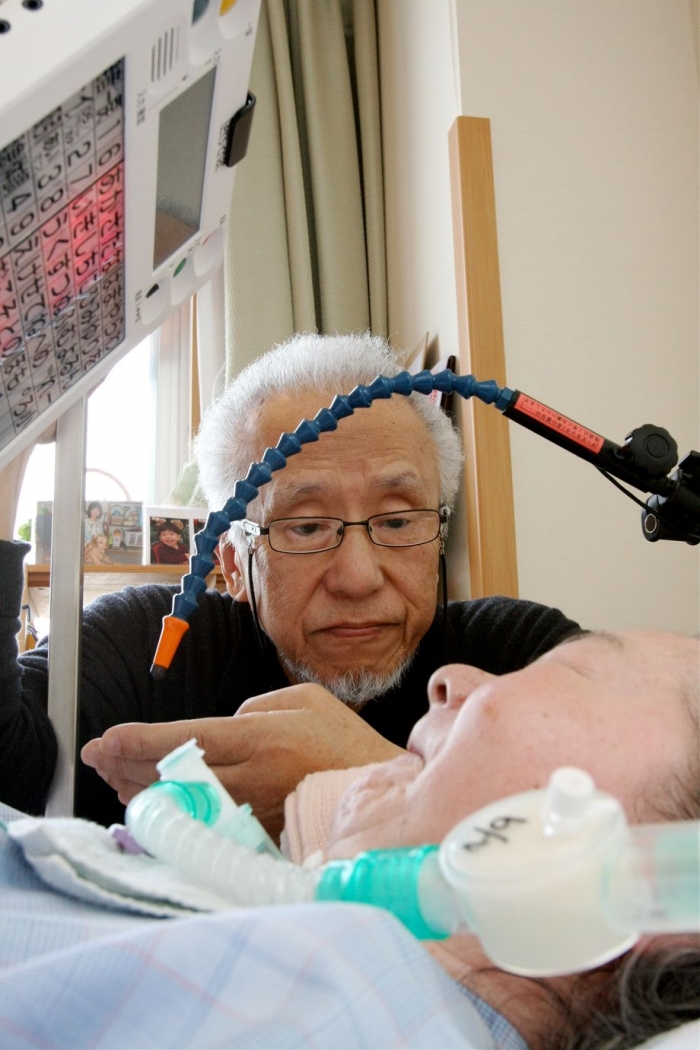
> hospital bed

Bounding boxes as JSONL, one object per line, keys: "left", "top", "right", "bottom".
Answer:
{"left": 1, "top": 797, "right": 698, "bottom": 1050}
{"left": 0, "top": 6, "right": 697, "bottom": 1038}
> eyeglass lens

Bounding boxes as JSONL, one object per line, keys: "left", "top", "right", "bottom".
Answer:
{"left": 267, "top": 510, "right": 440, "bottom": 553}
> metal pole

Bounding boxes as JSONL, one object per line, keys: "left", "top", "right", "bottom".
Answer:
{"left": 45, "top": 396, "right": 87, "bottom": 816}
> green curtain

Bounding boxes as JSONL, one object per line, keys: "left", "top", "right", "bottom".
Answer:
{"left": 223, "top": 0, "right": 388, "bottom": 384}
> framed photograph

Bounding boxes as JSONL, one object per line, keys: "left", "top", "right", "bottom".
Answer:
{"left": 144, "top": 506, "right": 209, "bottom": 567}
{"left": 34, "top": 500, "right": 144, "bottom": 565}
{"left": 101, "top": 502, "right": 143, "bottom": 565}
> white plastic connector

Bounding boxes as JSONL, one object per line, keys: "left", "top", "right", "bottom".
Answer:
{"left": 157, "top": 738, "right": 281, "bottom": 857}
{"left": 439, "top": 768, "right": 636, "bottom": 976}
{"left": 541, "top": 766, "right": 596, "bottom": 836}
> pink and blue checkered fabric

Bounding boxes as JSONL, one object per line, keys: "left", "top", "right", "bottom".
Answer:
{"left": 0, "top": 806, "right": 527, "bottom": 1049}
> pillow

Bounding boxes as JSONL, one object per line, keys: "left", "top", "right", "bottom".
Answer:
{"left": 636, "top": 1019, "right": 700, "bottom": 1048}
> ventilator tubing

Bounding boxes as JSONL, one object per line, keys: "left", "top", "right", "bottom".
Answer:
{"left": 155, "top": 738, "right": 282, "bottom": 857}
{"left": 603, "top": 820, "right": 700, "bottom": 934}
{"left": 126, "top": 787, "right": 460, "bottom": 933}
{"left": 126, "top": 765, "right": 700, "bottom": 978}
{"left": 126, "top": 789, "right": 316, "bottom": 906}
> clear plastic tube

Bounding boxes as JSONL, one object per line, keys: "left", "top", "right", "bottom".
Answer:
{"left": 156, "top": 738, "right": 281, "bottom": 857}
{"left": 603, "top": 821, "right": 700, "bottom": 933}
{"left": 127, "top": 788, "right": 463, "bottom": 936}
{"left": 126, "top": 790, "right": 316, "bottom": 906}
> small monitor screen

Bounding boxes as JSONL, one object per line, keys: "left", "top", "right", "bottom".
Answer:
{"left": 153, "top": 67, "right": 216, "bottom": 269}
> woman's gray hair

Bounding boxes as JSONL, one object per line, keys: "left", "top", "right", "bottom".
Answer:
{"left": 540, "top": 741, "right": 700, "bottom": 1050}
{"left": 196, "top": 332, "right": 463, "bottom": 514}
{"left": 544, "top": 942, "right": 700, "bottom": 1050}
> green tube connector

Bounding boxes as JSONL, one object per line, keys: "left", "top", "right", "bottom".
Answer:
{"left": 316, "top": 845, "right": 454, "bottom": 940}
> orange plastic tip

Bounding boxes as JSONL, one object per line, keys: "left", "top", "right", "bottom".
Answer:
{"left": 150, "top": 615, "right": 190, "bottom": 678}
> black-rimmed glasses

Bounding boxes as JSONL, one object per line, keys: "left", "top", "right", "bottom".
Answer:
{"left": 242, "top": 508, "right": 447, "bottom": 554}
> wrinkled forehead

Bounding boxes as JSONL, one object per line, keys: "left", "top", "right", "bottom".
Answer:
{"left": 245, "top": 391, "right": 438, "bottom": 508}
{"left": 251, "top": 387, "right": 429, "bottom": 443}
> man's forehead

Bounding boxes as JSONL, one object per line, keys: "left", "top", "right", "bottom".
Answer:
{"left": 245, "top": 393, "right": 437, "bottom": 497}
{"left": 254, "top": 385, "right": 425, "bottom": 437}
{"left": 262, "top": 466, "right": 432, "bottom": 509}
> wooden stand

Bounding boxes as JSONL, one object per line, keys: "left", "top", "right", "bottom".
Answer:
{"left": 24, "top": 563, "right": 225, "bottom": 636}
{"left": 449, "top": 116, "right": 519, "bottom": 598}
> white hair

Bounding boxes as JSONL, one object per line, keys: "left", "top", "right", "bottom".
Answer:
{"left": 196, "top": 332, "right": 463, "bottom": 515}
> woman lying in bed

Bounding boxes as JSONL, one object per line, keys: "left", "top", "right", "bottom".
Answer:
{"left": 1, "top": 628, "right": 698, "bottom": 1050}
{"left": 283, "top": 627, "right": 700, "bottom": 1050}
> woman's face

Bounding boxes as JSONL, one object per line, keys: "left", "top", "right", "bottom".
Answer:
{"left": 326, "top": 630, "right": 697, "bottom": 859}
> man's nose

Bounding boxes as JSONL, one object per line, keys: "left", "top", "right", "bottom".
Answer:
{"left": 427, "top": 663, "right": 492, "bottom": 709}
{"left": 323, "top": 524, "right": 384, "bottom": 594}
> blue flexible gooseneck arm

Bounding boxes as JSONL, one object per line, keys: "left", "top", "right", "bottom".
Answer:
{"left": 151, "top": 367, "right": 700, "bottom": 676}
{"left": 150, "top": 370, "right": 510, "bottom": 676}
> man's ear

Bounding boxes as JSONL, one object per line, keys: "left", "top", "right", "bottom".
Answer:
{"left": 217, "top": 537, "right": 250, "bottom": 603}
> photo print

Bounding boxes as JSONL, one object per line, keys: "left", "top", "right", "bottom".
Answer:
{"left": 144, "top": 507, "right": 213, "bottom": 568}
{"left": 34, "top": 501, "right": 144, "bottom": 565}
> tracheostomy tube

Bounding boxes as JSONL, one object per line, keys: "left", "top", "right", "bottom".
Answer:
{"left": 125, "top": 763, "right": 700, "bottom": 977}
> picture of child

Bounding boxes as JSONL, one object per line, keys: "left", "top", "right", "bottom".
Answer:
{"left": 36, "top": 500, "right": 144, "bottom": 566}
{"left": 84, "top": 502, "right": 105, "bottom": 545}
{"left": 149, "top": 518, "right": 190, "bottom": 566}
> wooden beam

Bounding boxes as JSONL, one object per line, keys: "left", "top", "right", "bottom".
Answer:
{"left": 449, "top": 116, "right": 518, "bottom": 598}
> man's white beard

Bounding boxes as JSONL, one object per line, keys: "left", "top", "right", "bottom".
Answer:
{"left": 280, "top": 652, "right": 415, "bottom": 709}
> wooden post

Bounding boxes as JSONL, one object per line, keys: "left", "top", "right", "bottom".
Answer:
{"left": 449, "top": 116, "right": 518, "bottom": 598}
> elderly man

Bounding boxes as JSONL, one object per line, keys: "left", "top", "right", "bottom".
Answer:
{"left": 0, "top": 333, "right": 579, "bottom": 833}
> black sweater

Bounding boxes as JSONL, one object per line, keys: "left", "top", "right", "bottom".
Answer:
{"left": 0, "top": 539, "right": 580, "bottom": 826}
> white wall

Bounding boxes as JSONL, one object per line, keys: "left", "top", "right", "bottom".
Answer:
{"left": 377, "top": 1, "right": 469, "bottom": 597}
{"left": 378, "top": 0, "right": 699, "bottom": 633}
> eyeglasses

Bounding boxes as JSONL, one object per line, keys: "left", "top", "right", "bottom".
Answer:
{"left": 241, "top": 508, "right": 447, "bottom": 555}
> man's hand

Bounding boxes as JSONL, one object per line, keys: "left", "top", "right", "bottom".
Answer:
{"left": 80, "top": 684, "right": 404, "bottom": 841}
